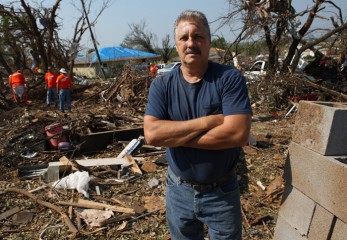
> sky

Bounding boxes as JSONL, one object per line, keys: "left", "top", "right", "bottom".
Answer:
{"left": 3, "top": 0, "right": 347, "bottom": 50}
{"left": 59, "top": 0, "right": 233, "bottom": 49}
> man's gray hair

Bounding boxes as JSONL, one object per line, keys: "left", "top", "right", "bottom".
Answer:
{"left": 174, "top": 10, "right": 211, "bottom": 40}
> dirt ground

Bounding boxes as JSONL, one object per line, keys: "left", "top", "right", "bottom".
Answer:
{"left": 0, "top": 73, "right": 296, "bottom": 240}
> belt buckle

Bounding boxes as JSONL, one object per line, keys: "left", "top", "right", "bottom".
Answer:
{"left": 191, "top": 183, "right": 214, "bottom": 192}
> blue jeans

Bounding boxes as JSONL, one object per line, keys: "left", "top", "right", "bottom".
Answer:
{"left": 166, "top": 168, "right": 242, "bottom": 240}
{"left": 59, "top": 89, "right": 71, "bottom": 112}
{"left": 46, "top": 88, "right": 58, "bottom": 105}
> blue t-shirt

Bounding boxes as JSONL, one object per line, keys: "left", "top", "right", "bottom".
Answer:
{"left": 145, "top": 61, "right": 252, "bottom": 183}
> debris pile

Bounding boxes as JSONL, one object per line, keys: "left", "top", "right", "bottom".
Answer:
{"left": 0, "top": 68, "right": 329, "bottom": 239}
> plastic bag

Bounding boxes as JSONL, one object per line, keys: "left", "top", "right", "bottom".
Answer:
{"left": 53, "top": 171, "right": 90, "bottom": 198}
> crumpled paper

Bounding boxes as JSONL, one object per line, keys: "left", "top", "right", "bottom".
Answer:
{"left": 75, "top": 208, "right": 114, "bottom": 227}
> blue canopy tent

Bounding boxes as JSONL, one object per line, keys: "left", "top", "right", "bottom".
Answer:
{"left": 74, "top": 46, "right": 161, "bottom": 78}
{"left": 75, "top": 46, "right": 160, "bottom": 63}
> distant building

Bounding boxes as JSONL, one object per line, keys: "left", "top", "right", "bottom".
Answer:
{"left": 74, "top": 46, "right": 161, "bottom": 78}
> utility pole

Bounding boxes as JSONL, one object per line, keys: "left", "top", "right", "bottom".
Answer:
{"left": 80, "top": 0, "right": 106, "bottom": 79}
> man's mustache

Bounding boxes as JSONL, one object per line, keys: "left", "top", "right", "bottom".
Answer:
{"left": 185, "top": 48, "right": 201, "bottom": 54}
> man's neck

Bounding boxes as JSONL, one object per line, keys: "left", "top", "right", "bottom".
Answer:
{"left": 181, "top": 61, "right": 208, "bottom": 83}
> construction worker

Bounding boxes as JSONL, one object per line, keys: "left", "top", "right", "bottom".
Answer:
{"left": 9, "top": 70, "right": 28, "bottom": 104}
{"left": 149, "top": 64, "right": 158, "bottom": 77}
{"left": 56, "top": 68, "right": 72, "bottom": 113}
{"left": 44, "top": 67, "right": 58, "bottom": 107}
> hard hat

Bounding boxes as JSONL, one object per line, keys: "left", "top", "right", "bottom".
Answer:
{"left": 59, "top": 68, "right": 67, "bottom": 74}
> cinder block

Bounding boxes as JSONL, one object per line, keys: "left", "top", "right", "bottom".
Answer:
{"left": 308, "top": 204, "right": 334, "bottom": 240}
{"left": 331, "top": 218, "right": 347, "bottom": 240}
{"left": 285, "top": 142, "right": 347, "bottom": 223}
{"left": 273, "top": 215, "right": 308, "bottom": 240}
{"left": 277, "top": 185, "right": 315, "bottom": 236}
{"left": 292, "top": 101, "right": 347, "bottom": 155}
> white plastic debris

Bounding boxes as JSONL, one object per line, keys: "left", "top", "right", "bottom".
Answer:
{"left": 20, "top": 152, "right": 38, "bottom": 159}
{"left": 148, "top": 178, "right": 159, "bottom": 188}
{"left": 256, "top": 180, "right": 266, "bottom": 191}
{"left": 117, "top": 137, "right": 144, "bottom": 159}
{"left": 53, "top": 171, "right": 90, "bottom": 198}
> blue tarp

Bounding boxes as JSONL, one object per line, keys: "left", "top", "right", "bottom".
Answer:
{"left": 76, "top": 46, "right": 160, "bottom": 63}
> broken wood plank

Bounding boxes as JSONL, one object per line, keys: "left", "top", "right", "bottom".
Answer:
{"left": 28, "top": 185, "right": 48, "bottom": 193}
{"left": 58, "top": 201, "right": 104, "bottom": 210}
{"left": 125, "top": 154, "right": 142, "bottom": 175}
{"left": 77, "top": 199, "right": 135, "bottom": 214}
{"left": 58, "top": 156, "right": 129, "bottom": 168}
{"left": 0, "top": 207, "right": 21, "bottom": 221}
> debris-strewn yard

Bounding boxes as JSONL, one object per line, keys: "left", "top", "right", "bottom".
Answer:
{"left": 0, "top": 68, "right": 342, "bottom": 239}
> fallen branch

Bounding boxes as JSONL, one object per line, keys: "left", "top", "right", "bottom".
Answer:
{"left": 241, "top": 205, "right": 251, "bottom": 229}
{"left": 128, "top": 207, "right": 162, "bottom": 223}
{"left": 100, "top": 214, "right": 132, "bottom": 226}
{"left": 295, "top": 76, "right": 347, "bottom": 101}
{"left": 5, "top": 188, "right": 78, "bottom": 236}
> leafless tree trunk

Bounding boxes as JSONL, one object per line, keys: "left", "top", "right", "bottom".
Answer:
{"left": 0, "top": 0, "right": 110, "bottom": 74}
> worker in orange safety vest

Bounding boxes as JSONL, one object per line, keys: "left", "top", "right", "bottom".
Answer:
{"left": 9, "top": 70, "right": 28, "bottom": 104}
{"left": 150, "top": 64, "right": 158, "bottom": 77}
{"left": 45, "top": 67, "right": 59, "bottom": 108}
{"left": 56, "top": 68, "right": 72, "bottom": 113}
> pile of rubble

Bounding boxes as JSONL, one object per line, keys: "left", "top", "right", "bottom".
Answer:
{"left": 0, "top": 68, "right": 306, "bottom": 239}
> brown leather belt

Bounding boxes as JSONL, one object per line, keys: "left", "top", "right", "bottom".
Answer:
{"left": 177, "top": 167, "right": 237, "bottom": 192}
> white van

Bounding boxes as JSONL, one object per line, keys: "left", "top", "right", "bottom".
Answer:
{"left": 157, "top": 62, "right": 181, "bottom": 76}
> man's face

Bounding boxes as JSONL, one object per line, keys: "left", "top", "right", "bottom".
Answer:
{"left": 175, "top": 19, "right": 211, "bottom": 66}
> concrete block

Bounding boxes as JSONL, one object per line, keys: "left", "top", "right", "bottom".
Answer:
{"left": 308, "top": 204, "right": 334, "bottom": 240}
{"left": 277, "top": 185, "right": 315, "bottom": 236}
{"left": 285, "top": 142, "right": 347, "bottom": 223}
{"left": 273, "top": 215, "right": 307, "bottom": 240}
{"left": 331, "top": 218, "right": 347, "bottom": 240}
{"left": 292, "top": 101, "right": 347, "bottom": 155}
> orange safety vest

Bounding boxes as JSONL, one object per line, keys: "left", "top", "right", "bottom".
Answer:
{"left": 57, "top": 74, "right": 72, "bottom": 89}
{"left": 150, "top": 65, "right": 158, "bottom": 74}
{"left": 45, "top": 72, "right": 57, "bottom": 88}
{"left": 9, "top": 72, "right": 25, "bottom": 87}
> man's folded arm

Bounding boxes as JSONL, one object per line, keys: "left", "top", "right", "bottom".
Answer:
{"left": 183, "top": 114, "right": 252, "bottom": 150}
{"left": 144, "top": 114, "right": 224, "bottom": 147}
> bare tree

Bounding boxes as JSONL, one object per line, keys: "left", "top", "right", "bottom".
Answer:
{"left": 285, "top": 1, "right": 347, "bottom": 72}
{"left": 122, "top": 20, "right": 157, "bottom": 53}
{"left": 0, "top": 0, "right": 111, "bottom": 74}
{"left": 218, "top": 0, "right": 347, "bottom": 73}
{"left": 67, "top": 0, "right": 111, "bottom": 74}
{"left": 158, "top": 34, "right": 174, "bottom": 63}
{"left": 122, "top": 20, "right": 175, "bottom": 62}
